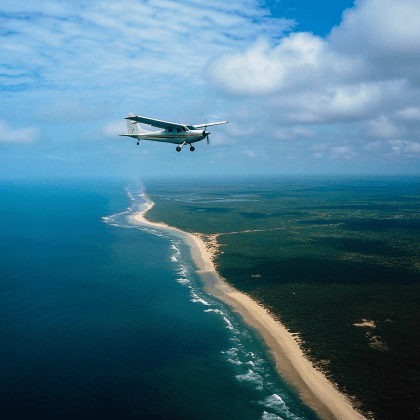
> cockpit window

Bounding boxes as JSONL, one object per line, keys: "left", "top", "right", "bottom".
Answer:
{"left": 176, "top": 128, "right": 181, "bottom": 133}
{"left": 182, "top": 127, "right": 186, "bottom": 131}
{"left": 168, "top": 128, "right": 173, "bottom": 132}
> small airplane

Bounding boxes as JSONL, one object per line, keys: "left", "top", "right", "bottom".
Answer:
{"left": 120, "top": 113, "right": 228, "bottom": 152}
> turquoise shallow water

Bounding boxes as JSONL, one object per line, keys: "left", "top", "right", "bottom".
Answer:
{"left": 0, "top": 179, "right": 318, "bottom": 420}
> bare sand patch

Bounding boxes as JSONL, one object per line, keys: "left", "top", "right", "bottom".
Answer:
{"left": 354, "top": 319, "right": 388, "bottom": 351}
{"left": 354, "top": 319, "right": 376, "bottom": 328}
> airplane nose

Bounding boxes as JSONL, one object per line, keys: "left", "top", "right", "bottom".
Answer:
{"left": 202, "top": 130, "right": 210, "bottom": 136}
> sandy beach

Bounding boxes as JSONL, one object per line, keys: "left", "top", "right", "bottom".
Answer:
{"left": 133, "top": 197, "right": 366, "bottom": 420}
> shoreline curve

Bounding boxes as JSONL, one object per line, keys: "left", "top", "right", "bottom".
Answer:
{"left": 132, "top": 195, "right": 366, "bottom": 420}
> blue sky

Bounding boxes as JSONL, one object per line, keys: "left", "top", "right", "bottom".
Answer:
{"left": 1, "top": 0, "right": 420, "bottom": 178}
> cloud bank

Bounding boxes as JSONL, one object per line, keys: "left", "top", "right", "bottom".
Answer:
{"left": 206, "top": 0, "right": 420, "bottom": 164}
{"left": 1, "top": 0, "right": 420, "bottom": 176}
{"left": 0, "top": 0, "right": 294, "bottom": 94}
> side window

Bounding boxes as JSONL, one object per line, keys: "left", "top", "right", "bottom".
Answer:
{"left": 176, "top": 128, "right": 181, "bottom": 133}
{"left": 168, "top": 128, "right": 173, "bottom": 132}
{"left": 182, "top": 127, "right": 186, "bottom": 131}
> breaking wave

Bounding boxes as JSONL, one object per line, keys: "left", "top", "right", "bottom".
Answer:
{"left": 102, "top": 183, "right": 316, "bottom": 420}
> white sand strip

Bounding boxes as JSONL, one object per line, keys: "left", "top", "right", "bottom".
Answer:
{"left": 132, "top": 197, "right": 366, "bottom": 420}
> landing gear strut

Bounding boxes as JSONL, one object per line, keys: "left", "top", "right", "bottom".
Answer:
{"left": 176, "top": 141, "right": 189, "bottom": 152}
{"left": 175, "top": 142, "right": 195, "bottom": 152}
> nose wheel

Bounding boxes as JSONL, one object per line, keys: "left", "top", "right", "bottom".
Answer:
{"left": 190, "top": 146, "right": 195, "bottom": 152}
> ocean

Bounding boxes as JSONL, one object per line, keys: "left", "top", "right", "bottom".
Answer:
{"left": 0, "top": 179, "right": 318, "bottom": 420}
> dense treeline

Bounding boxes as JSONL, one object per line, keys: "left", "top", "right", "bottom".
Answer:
{"left": 250, "top": 283, "right": 420, "bottom": 419}
{"left": 144, "top": 176, "right": 420, "bottom": 420}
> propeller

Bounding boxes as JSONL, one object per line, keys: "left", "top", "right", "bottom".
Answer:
{"left": 203, "top": 126, "right": 210, "bottom": 145}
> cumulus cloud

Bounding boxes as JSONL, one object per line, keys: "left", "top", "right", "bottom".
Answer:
{"left": 207, "top": 33, "right": 363, "bottom": 96}
{"left": 266, "top": 80, "right": 408, "bottom": 124}
{"left": 205, "top": 0, "right": 420, "bottom": 168}
{"left": 386, "top": 140, "right": 420, "bottom": 158}
{"left": 0, "top": 119, "right": 39, "bottom": 143}
{"left": 1, "top": 0, "right": 420, "bottom": 174}
{"left": 330, "top": 0, "right": 420, "bottom": 78}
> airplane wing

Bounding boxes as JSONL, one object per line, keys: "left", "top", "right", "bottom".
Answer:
{"left": 189, "top": 121, "right": 228, "bottom": 129}
{"left": 126, "top": 115, "right": 228, "bottom": 130}
{"left": 125, "top": 115, "right": 185, "bottom": 129}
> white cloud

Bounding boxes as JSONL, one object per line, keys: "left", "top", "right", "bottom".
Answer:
{"left": 0, "top": 0, "right": 294, "bottom": 93}
{"left": 204, "top": 0, "right": 420, "bottom": 168}
{"left": 369, "top": 116, "right": 401, "bottom": 139}
{"left": 386, "top": 140, "right": 420, "bottom": 157}
{"left": 103, "top": 120, "right": 126, "bottom": 137}
{"left": 395, "top": 107, "right": 420, "bottom": 121}
{"left": 404, "top": 142, "right": 420, "bottom": 154}
{"left": 0, "top": 119, "right": 39, "bottom": 143}
{"left": 267, "top": 81, "right": 406, "bottom": 123}
{"left": 330, "top": 0, "right": 420, "bottom": 59}
{"left": 389, "top": 140, "right": 406, "bottom": 155}
{"left": 1, "top": 0, "right": 420, "bottom": 174}
{"left": 330, "top": 145, "right": 355, "bottom": 160}
{"left": 207, "top": 32, "right": 363, "bottom": 96}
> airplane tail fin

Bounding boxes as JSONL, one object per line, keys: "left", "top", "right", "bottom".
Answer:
{"left": 126, "top": 112, "right": 147, "bottom": 135}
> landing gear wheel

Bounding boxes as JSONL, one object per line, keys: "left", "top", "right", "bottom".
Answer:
{"left": 137, "top": 141, "right": 139, "bottom": 145}
{"left": 190, "top": 146, "right": 195, "bottom": 152}
{"left": 176, "top": 146, "right": 181, "bottom": 152}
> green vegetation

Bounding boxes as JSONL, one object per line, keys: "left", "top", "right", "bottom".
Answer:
{"left": 144, "top": 176, "right": 420, "bottom": 420}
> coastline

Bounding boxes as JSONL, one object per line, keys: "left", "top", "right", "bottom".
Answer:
{"left": 132, "top": 197, "right": 366, "bottom": 420}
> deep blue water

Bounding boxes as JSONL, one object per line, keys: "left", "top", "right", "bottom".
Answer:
{"left": 0, "top": 179, "right": 318, "bottom": 420}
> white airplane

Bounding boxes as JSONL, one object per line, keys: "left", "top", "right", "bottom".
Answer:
{"left": 120, "top": 113, "right": 228, "bottom": 152}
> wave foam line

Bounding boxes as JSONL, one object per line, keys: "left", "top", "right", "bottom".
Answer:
{"left": 190, "top": 292, "right": 210, "bottom": 306}
{"left": 128, "top": 190, "right": 366, "bottom": 420}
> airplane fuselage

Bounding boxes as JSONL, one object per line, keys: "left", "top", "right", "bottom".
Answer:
{"left": 125, "top": 128, "right": 210, "bottom": 144}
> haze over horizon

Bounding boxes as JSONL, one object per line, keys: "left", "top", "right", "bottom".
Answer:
{"left": 1, "top": 0, "right": 420, "bottom": 178}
